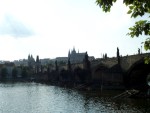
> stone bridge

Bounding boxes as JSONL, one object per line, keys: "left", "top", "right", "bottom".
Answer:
{"left": 91, "top": 53, "right": 150, "bottom": 90}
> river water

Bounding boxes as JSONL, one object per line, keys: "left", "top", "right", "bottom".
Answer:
{"left": 0, "top": 82, "right": 149, "bottom": 113}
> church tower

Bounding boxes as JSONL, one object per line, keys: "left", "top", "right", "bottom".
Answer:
{"left": 28, "top": 54, "right": 35, "bottom": 69}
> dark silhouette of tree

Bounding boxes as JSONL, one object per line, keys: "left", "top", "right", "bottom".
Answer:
{"left": 74, "top": 67, "right": 85, "bottom": 84}
{"left": 67, "top": 58, "right": 72, "bottom": 71}
{"left": 58, "top": 61, "right": 66, "bottom": 65}
{"left": 96, "top": 0, "right": 150, "bottom": 63}
{"left": 55, "top": 60, "right": 58, "bottom": 71}
{"left": 47, "top": 65, "right": 50, "bottom": 74}
{"left": 105, "top": 53, "right": 107, "bottom": 59}
{"left": 60, "top": 69, "right": 70, "bottom": 84}
{"left": 36, "top": 55, "right": 40, "bottom": 74}
{"left": 102, "top": 53, "right": 107, "bottom": 59}
{"left": 22, "top": 67, "right": 28, "bottom": 79}
{"left": 12, "top": 67, "right": 18, "bottom": 79}
{"left": 1, "top": 67, "right": 7, "bottom": 79}
{"left": 83, "top": 52, "right": 91, "bottom": 83}
{"left": 83, "top": 52, "right": 91, "bottom": 71}
{"left": 103, "top": 54, "right": 105, "bottom": 59}
{"left": 40, "top": 65, "right": 43, "bottom": 74}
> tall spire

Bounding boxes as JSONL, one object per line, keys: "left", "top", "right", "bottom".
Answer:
{"left": 36, "top": 55, "right": 40, "bottom": 63}
{"left": 73, "top": 46, "right": 75, "bottom": 51}
{"left": 72, "top": 46, "right": 76, "bottom": 54}
{"left": 28, "top": 54, "right": 30, "bottom": 60}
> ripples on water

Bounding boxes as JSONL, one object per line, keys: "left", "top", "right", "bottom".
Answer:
{"left": 0, "top": 82, "right": 149, "bottom": 113}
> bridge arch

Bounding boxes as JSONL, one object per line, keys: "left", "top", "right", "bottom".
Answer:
{"left": 126, "top": 59, "right": 150, "bottom": 90}
{"left": 91, "top": 63, "right": 124, "bottom": 87}
{"left": 91, "top": 64, "right": 108, "bottom": 83}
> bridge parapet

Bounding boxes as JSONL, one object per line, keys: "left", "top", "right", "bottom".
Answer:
{"left": 91, "top": 53, "right": 150, "bottom": 73}
{"left": 120, "top": 53, "right": 150, "bottom": 72}
{"left": 91, "top": 57, "right": 118, "bottom": 69}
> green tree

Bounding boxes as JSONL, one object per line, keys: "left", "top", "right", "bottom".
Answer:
{"left": 96, "top": 0, "right": 150, "bottom": 63}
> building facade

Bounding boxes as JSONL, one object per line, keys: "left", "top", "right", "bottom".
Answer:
{"left": 68, "top": 47, "right": 85, "bottom": 64}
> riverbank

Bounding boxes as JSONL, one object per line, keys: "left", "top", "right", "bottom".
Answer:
{"left": 1, "top": 79, "right": 150, "bottom": 99}
{"left": 0, "top": 78, "right": 125, "bottom": 90}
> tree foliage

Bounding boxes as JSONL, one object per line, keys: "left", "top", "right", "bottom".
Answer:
{"left": 96, "top": 0, "right": 150, "bottom": 63}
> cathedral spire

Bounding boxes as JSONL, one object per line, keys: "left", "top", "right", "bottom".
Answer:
{"left": 72, "top": 46, "right": 76, "bottom": 54}
{"left": 73, "top": 46, "right": 75, "bottom": 51}
{"left": 28, "top": 54, "right": 31, "bottom": 60}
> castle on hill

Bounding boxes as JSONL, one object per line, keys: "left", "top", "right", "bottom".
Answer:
{"left": 68, "top": 47, "right": 87, "bottom": 64}
{"left": 56, "top": 47, "right": 94, "bottom": 64}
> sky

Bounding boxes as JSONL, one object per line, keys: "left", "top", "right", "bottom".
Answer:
{"left": 0, "top": 0, "right": 147, "bottom": 61}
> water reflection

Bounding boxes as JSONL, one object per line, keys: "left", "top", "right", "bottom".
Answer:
{"left": 0, "top": 82, "right": 149, "bottom": 113}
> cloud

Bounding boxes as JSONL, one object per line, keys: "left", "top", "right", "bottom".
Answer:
{"left": 0, "top": 14, "right": 34, "bottom": 38}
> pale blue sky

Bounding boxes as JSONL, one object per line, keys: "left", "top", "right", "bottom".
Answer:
{"left": 0, "top": 0, "right": 147, "bottom": 61}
